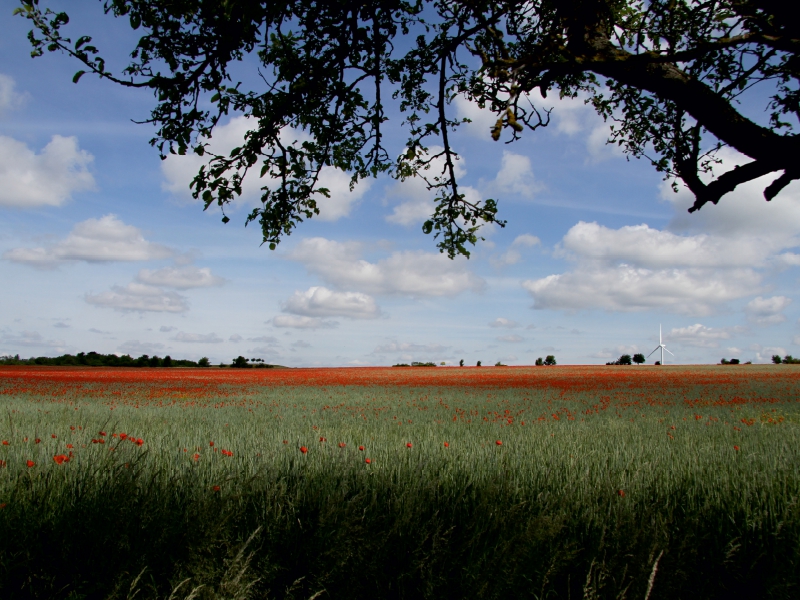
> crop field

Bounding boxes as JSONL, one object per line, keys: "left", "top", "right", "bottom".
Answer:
{"left": 1, "top": 365, "right": 799, "bottom": 600}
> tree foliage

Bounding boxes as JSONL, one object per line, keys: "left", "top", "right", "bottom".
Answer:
{"left": 16, "top": 0, "right": 800, "bottom": 257}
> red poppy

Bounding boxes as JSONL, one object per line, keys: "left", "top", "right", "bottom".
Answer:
{"left": 53, "top": 454, "right": 68, "bottom": 465}
{"left": 300, "top": 446, "right": 308, "bottom": 454}
{"left": 98, "top": 439, "right": 105, "bottom": 444}
{"left": 0, "top": 503, "right": 6, "bottom": 509}
{"left": 26, "top": 460, "right": 35, "bottom": 468}
{"left": 209, "top": 441, "right": 214, "bottom": 447}
{"left": 135, "top": 438, "right": 144, "bottom": 446}
{"left": 365, "top": 458, "right": 371, "bottom": 464}
{"left": 99, "top": 431, "right": 106, "bottom": 436}
{"left": 193, "top": 453, "right": 200, "bottom": 461}
{"left": 0, "top": 460, "right": 6, "bottom": 468}
{"left": 70, "top": 426, "right": 75, "bottom": 431}
{"left": 34, "top": 438, "right": 41, "bottom": 444}
{"left": 283, "top": 440, "right": 288, "bottom": 444}
{"left": 119, "top": 433, "right": 128, "bottom": 440}
{"left": 66, "top": 444, "right": 73, "bottom": 449}
{"left": 495, "top": 440, "right": 503, "bottom": 446}
{"left": 1, "top": 441, "right": 8, "bottom": 446}
{"left": 338, "top": 442, "right": 346, "bottom": 448}
{"left": 618, "top": 490, "right": 625, "bottom": 497}
{"left": 443, "top": 442, "right": 449, "bottom": 447}
{"left": 358, "top": 445, "right": 365, "bottom": 451}
{"left": 51, "top": 434, "right": 57, "bottom": 439}
{"left": 406, "top": 442, "right": 413, "bottom": 448}
{"left": 734, "top": 445, "right": 740, "bottom": 451}
{"left": 319, "top": 437, "right": 326, "bottom": 442}
{"left": 212, "top": 485, "right": 220, "bottom": 492}
{"left": 222, "top": 449, "right": 233, "bottom": 456}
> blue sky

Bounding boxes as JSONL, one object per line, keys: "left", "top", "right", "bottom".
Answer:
{"left": 1, "top": 5, "right": 799, "bottom": 366}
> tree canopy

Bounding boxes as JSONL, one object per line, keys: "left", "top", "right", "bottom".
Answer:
{"left": 17, "top": 0, "right": 800, "bottom": 257}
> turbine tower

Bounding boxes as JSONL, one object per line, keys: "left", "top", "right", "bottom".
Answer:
{"left": 647, "top": 324, "right": 674, "bottom": 365}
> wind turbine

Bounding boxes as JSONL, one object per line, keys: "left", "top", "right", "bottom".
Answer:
{"left": 648, "top": 324, "right": 674, "bottom": 365}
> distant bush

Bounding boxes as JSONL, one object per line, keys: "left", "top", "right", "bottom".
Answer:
{"left": 720, "top": 358, "right": 740, "bottom": 365}
{"left": 543, "top": 355, "right": 557, "bottom": 366}
{"left": 607, "top": 355, "right": 632, "bottom": 366}
{"left": 535, "top": 357, "right": 544, "bottom": 366}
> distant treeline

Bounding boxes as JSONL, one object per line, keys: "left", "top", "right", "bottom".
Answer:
{"left": 0, "top": 352, "right": 210, "bottom": 368}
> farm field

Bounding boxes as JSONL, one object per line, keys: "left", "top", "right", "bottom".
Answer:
{"left": 1, "top": 365, "right": 799, "bottom": 599}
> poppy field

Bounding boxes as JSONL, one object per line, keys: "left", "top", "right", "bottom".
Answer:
{"left": 1, "top": 364, "right": 799, "bottom": 599}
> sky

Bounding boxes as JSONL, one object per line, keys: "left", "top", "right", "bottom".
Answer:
{"left": 1, "top": 5, "right": 799, "bottom": 367}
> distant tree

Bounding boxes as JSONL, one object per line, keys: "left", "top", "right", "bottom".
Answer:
{"left": 162, "top": 355, "right": 173, "bottom": 368}
{"left": 495, "top": 361, "right": 506, "bottom": 367}
{"left": 149, "top": 355, "right": 162, "bottom": 367}
{"left": 721, "top": 358, "right": 730, "bottom": 364}
{"left": 477, "top": 361, "right": 482, "bottom": 367}
{"left": 772, "top": 355, "right": 783, "bottom": 364}
{"left": 655, "top": 361, "right": 661, "bottom": 366}
{"left": 459, "top": 359, "right": 464, "bottom": 367}
{"left": 19, "top": 1, "right": 800, "bottom": 259}
{"left": 198, "top": 357, "right": 210, "bottom": 367}
{"left": 730, "top": 358, "right": 740, "bottom": 364}
{"left": 544, "top": 355, "right": 557, "bottom": 366}
{"left": 632, "top": 353, "right": 645, "bottom": 365}
{"left": 232, "top": 356, "right": 251, "bottom": 368}
{"left": 440, "top": 362, "right": 446, "bottom": 366}
{"left": 618, "top": 354, "right": 632, "bottom": 366}
{"left": 535, "top": 357, "right": 544, "bottom": 366}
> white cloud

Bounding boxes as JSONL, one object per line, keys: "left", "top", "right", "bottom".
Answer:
{"left": 385, "top": 145, "right": 475, "bottom": 227}
{"left": 118, "top": 340, "right": 166, "bottom": 355}
{"left": 745, "top": 296, "right": 792, "bottom": 326}
{"left": 271, "top": 315, "right": 338, "bottom": 329}
{"left": 292, "top": 340, "right": 311, "bottom": 348}
{"left": 172, "top": 332, "right": 223, "bottom": 344}
{"left": 5, "top": 215, "right": 173, "bottom": 268}
{"left": 373, "top": 342, "right": 449, "bottom": 354}
{"left": 493, "top": 233, "right": 541, "bottom": 266}
{"left": 85, "top": 283, "right": 189, "bottom": 313}
{"left": 491, "top": 152, "right": 542, "bottom": 200}
{"left": 249, "top": 335, "right": 280, "bottom": 344}
{"left": 287, "top": 237, "right": 484, "bottom": 297}
{"left": 137, "top": 266, "right": 224, "bottom": 289}
{"left": 497, "top": 334, "right": 524, "bottom": 343}
{"left": 159, "top": 326, "right": 176, "bottom": 333}
{"left": 282, "top": 286, "right": 380, "bottom": 319}
{"left": 489, "top": 317, "right": 519, "bottom": 328}
{"left": 524, "top": 265, "right": 759, "bottom": 315}
{"left": 0, "top": 135, "right": 94, "bottom": 208}
{"left": 315, "top": 167, "right": 372, "bottom": 221}
{"left": 229, "top": 334, "right": 242, "bottom": 343}
{"left": 0, "top": 330, "right": 67, "bottom": 351}
{"left": 162, "top": 117, "right": 366, "bottom": 220}
{"left": 0, "top": 74, "right": 28, "bottom": 115}
{"left": 749, "top": 343, "right": 787, "bottom": 363}
{"left": 523, "top": 221, "right": 769, "bottom": 315}
{"left": 666, "top": 324, "right": 741, "bottom": 348}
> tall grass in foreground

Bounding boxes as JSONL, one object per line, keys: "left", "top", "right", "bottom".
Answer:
{"left": 1, "top": 378, "right": 799, "bottom": 599}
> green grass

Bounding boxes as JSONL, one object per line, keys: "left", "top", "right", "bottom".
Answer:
{"left": 1, "top": 374, "right": 799, "bottom": 599}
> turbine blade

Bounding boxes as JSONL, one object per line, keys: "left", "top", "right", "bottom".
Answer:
{"left": 647, "top": 347, "right": 659, "bottom": 357}
{"left": 664, "top": 347, "right": 675, "bottom": 356}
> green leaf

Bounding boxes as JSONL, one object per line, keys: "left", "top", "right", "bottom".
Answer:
{"left": 221, "top": 215, "right": 230, "bottom": 224}
{"left": 72, "top": 70, "right": 86, "bottom": 84}
{"left": 422, "top": 220, "right": 433, "bottom": 235}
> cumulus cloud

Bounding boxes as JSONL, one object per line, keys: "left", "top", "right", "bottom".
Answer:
{"left": 162, "top": 117, "right": 367, "bottom": 220}
{"left": 229, "top": 334, "right": 242, "bottom": 343}
{"left": 523, "top": 221, "right": 770, "bottom": 315}
{"left": 493, "top": 233, "right": 541, "bottom": 266}
{"left": 489, "top": 318, "right": 519, "bottom": 328}
{"left": 85, "top": 283, "right": 189, "bottom": 313}
{"left": 118, "top": 340, "right": 166, "bottom": 355}
{"left": 172, "top": 332, "right": 223, "bottom": 344}
{"left": 137, "top": 266, "right": 224, "bottom": 289}
{"left": 373, "top": 341, "right": 449, "bottom": 354}
{"left": 749, "top": 343, "right": 788, "bottom": 363}
{"left": 491, "top": 152, "right": 542, "bottom": 200}
{"left": 385, "top": 145, "right": 481, "bottom": 227}
{"left": 745, "top": 296, "right": 792, "bottom": 326}
{"left": 0, "top": 74, "right": 28, "bottom": 115}
{"left": 0, "top": 330, "right": 67, "bottom": 351}
{"left": 159, "top": 326, "right": 176, "bottom": 333}
{"left": 497, "top": 334, "right": 524, "bottom": 343}
{"left": 271, "top": 315, "right": 338, "bottom": 329}
{"left": 0, "top": 135, "right": 94, "bottom": 208}
{"left": 5, "top": 215, "right": 173, "bottom": 268}
{"left": 249, "top": 335, "right": 280, "bottom": 344}
{"left": 287, "top": 237, "right": 484, "bottom": 297}
{"left": 282, "top": 286, "right": 380, "bottom": 319}
{"left": 666, "top": 324, "right": 742, "bottom": 348}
